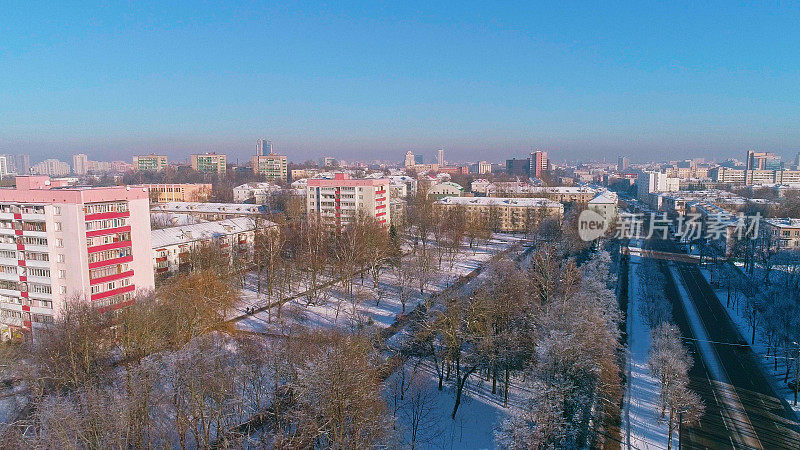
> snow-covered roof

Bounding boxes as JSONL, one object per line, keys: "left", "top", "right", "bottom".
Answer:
{"left": 763, "top": 218, "right": 800, "bottom": 229}
{"left": 151, "top": 202, "right": 266, "bottom": 215}
{"left": 588, "top": 190, "right": 618, "bottom": 204}
{"left": 233, "top": 182, "right": 278, "bottom": 191}
{"left": 430, "top": 181, "right": 464, "bottom": 191}
{"left": 527, "top": 186, "right": 597, "bottom": 194}
{"left": 436, "top": 196, "right": 563, "bottom": 208}
{"left": 151, "top": 217, "right": 266, "bottom": 249}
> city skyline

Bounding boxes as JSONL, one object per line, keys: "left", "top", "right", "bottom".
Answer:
{"left": 2, "top": 3, "right": 799, "bottom": 163}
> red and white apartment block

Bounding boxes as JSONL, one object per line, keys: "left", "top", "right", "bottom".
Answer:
{"left": 306, "top": 173, "right": 391, "bottom": 227}
{"left": 0, "top": 176, "right": 154, "bottom": 338}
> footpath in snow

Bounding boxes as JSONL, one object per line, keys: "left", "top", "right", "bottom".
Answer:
{"left": 233, "top": 235, "right": 524, "bottom": 334}
{"left": 624, "top": 251, "right": 670, "bottom": 450}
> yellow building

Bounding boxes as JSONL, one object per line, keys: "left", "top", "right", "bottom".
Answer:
{"left": 145, "top": 183, "right": 212, "bottom": 203}
{"left": 435, "top": 196, "right": 563, "bottom": 232}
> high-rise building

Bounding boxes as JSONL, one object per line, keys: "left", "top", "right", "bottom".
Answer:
{"left": 404, "top": 151, "right": 416, "bottom": 168}
{"left": 637, "top": 171, "right": 680, "bottom": 202}
{"left": 256, "top": 139, "right": 273, "bottom": 157}
{"left": 506, "top": 158, "right": 530, "bottom": 177}
{"left": 0, "top": 157, "right": 8, "bottom": 179}
{"left": 414, "top": 154, "right": 424, "bottom": 164}
{"left": 477, "top": 161, "right": 492, "bottom": 174}
{"left": 437, "top": 148, "right": 445, "bottom": 166}
{"left": 190, "top": 153, "right": 227, "bottom": 174}
{"left": 133, "top": 154, "right": 168, "bottom": 171}
{"left": 0, "top": 176, "right": 154, "bottom": 338}
{"left": 31, "top": 159, "right": 70, "bottom": 177}
{"left": 745, "top": 150, "right": 781, "bottom": 171}
{"left": 15, "top": 155, "right": 30, "bottom": 175}
{"left": 0, "top": 155, "right": 16, "bottom": 175}
{"left": 306, "top": 173, "right": 391, "bottom": 227}
{"left": 252, "top": 141, "right": 287, "bottom": 181}
{"left": 252, "top": 154, "right": 287, "bottom": 181}
{"left": 73, "top": 154, "right": 89, "bottom": 175}
{"left": 529, "top": 150, "right": 549, "bottom": 179}
{"left": 617, "top": 156, "right": 630, "bottom": 171}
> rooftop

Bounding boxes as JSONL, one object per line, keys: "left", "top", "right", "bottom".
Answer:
{"left": 431, "top": 181, "right": 465, "bottom": 190}
{"left": 436, "top": 196, "right": 563, "bottom": 208}
{"left": 152, "top": 217, "right": 267, "bottom": 249}
{"left": 764, "top": 218, "right": 800, "bottom": 228}
{"left": 151, "top": 202, "right": 266, "bottom": 215}
{"left": 588, "top": 191, "right": 618, "bottom": 204}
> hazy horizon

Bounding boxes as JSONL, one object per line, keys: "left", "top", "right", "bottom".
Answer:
{"left": 2, "top": 2, "right": 798, "bottom": 164}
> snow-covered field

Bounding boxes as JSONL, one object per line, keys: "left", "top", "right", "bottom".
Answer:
{"left": 699, "top": 267, "right": 800, "bottom": 418}
{"left": 385, "top": 359, "right": 531, "bottom": 450}
{"left": 624, "top": 253, "right": 671, "bottom": 449}
{"left": 233, "top": 234, "right": 525, "bottom": 334}
{"left": 228, "top": 233, "right": 528, "bottom": 448}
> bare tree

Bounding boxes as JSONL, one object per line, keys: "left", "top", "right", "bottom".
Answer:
{"left": 648, "top": 323, "right": 705, "bottom": 450}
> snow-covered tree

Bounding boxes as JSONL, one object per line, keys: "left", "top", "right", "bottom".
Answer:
{"left": 648, "top": 323, "right": 704, "bottom": 450}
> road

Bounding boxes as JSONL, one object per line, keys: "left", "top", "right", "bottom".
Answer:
{"left": 646, "top": 238, "right": 800, "bottom": 449}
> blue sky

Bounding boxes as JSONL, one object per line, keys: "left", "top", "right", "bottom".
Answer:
{"left": 1, "top": 1, "right": 799, "bottom": 163}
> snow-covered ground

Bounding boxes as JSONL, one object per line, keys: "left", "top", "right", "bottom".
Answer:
{"left": 668, "top": 264, "right": 760, "bottom": 448}
{"left": 624, "top": 252, "right": 671, "bottom": 450}
{"left": 233, "top": 234, "right": 525, "bottom": 334}
{"left": 699, "top": 267, "right": 800, "bottom": 418}
{"left": 385, "top": 359, "right": 530, "bottom": 450}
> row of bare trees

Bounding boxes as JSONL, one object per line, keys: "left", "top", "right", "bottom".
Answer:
{"left": 712, "top": 252, "right": 800, "bottom": 404}
{"left": 0, "top": 262, "right": 397, "bottom": 447}
{"left": 395, "top": 226, "right": 624, "bottom": 447}
{"left": 636, "top": 255, "right": 705, "bottom": 449}
{"left": 494, "top": 248, "right": 624, "bottom": 448}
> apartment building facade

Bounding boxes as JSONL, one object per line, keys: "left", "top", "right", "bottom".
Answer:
{"left": 761, "top": 218, "right": 800, "bottom": 250}
{"left": 252, "top": 154, "right": 288, "bottom": 181}
{"left": 0, "top": 176, "right": 154, "bottom": 339}
{"left": 191, "top": 153, "right": 227, "bottom": 174}
{"left": 144, "top": 183, "right": 212, "bottom": 203}
{"left": 152, "top": 217, "right": 263, "bottom": 276}
{"left": 435, "top": 196, "right": 563, "bottom": 232}
{"left": 709, "top": 167, "right": 745, "bottom": 184}
{"left": 530, "top": 150, "right": 549, "bottom": 178}
{"left": 306, "top": 173, "right": 391, "bottom": 227}
{"left": 133, "top": 154, "right": 168, "bottom": 171}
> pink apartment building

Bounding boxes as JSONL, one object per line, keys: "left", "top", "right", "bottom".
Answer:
{"left": 306, "top": 173, "right": 391, "bottom": 227}
{"left": 0, "top": 176, "right": 154, "bottom": 338}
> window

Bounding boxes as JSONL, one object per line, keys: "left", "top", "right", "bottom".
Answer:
{"left": 54, "top": 222, "right": 62, "bottom": 231}
{"left": 28, "top": 267, "right": 51, "bottom": 278}
{"left": 23, "top": 236, "right": 47, "bottom": 246}
{"left": 58, "top": 254, "right": 65, "bottom": 263}
{"left": 55, "top": 238, "right": 63, "bottom": 248}
{"left": 60, "top": 286, "right": 67, "bottom": 294}
{"left": 53, "top": 206, "right": 61, "bottom": 215}
{"left": 25, "top": 252, "right": 49, "bottom": 262}
{"left": 87, "top": 247, "right": 131, "bottom": 263}
{"left": 84, "top": 201, "right": 128, "bottom": 215}
{"left": 30, "top": 284, "right": 51, "bottom": 294}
